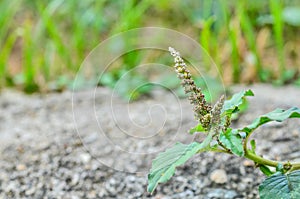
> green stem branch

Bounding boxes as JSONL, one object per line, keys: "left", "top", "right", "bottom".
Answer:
{"left": 244, "top": 150, "right": 279, "bottom": 167}
{"left": 244, "top": 131, "right": 300, "bottom": 173}
{"left": 210, "top": 148, "right": 232, "bottom": 154}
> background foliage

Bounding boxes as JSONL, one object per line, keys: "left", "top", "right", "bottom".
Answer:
{"left": 1, "top": 0, "right": 300, "bottom": 93}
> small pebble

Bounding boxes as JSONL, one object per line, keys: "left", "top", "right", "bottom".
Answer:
{"left": 210, "top": 169, "right": 228, "bottom": 184}
{"left": 16, "top": 164, "right": 26, "bottom": 171}
{"left": 79, "top": 153, "right": 91, "bottom": 163}
{"left": 243, "top": 160, "right": 255, "bottom": 167}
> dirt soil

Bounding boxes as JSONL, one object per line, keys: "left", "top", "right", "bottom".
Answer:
{"left": 0, "top": 84, "right": 300, "bottom": 199}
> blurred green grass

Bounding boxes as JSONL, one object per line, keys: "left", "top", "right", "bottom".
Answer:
{"left": 1, "top": 0, "right": 300, "bottom": 93}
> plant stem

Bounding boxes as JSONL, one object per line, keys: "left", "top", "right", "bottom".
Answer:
{"left": 210, "top": 148, "right": 232, "bottom": 154}
{"left": 289, "top": 163, "right": 300, "bottom": 172}
{"left": 244, "top": 131, "right": 300, "bottom": 173}
{"left": 244, "top": 150, "right": 279, "bottom": 167}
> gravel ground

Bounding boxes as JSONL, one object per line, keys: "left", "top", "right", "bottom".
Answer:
{"left": 0, "top": 84, "right": 300, "bottom": 199}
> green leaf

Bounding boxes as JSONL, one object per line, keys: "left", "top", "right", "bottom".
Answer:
{"left": 114, "top": 73, "right": 153, "bottom": 101}
{"left": 250, "top": 140, "right": 256, "bottom": 154}
{"left": 147, "top": 142, "right": 202, "bottom": 193}
{"left": 231, "top": 98, "right": 249, "bottom": 120}
{"left": 259, "top": 164, "right": 274, "bottom": 177}
{"left": 222, "top": 89, "right": 254, "bottom": 114}
{"left": 189, "top": 123, "right": 206, "bottom": 134}
{"left": 219, "top": 128, "right": 244, "bottom": 156}
{"left": 257, "top": 15, "right": 274, "bottom": 26}
{"left": 276, "top": 163, "right": 284, "bottom": 173}
{"left": 259, "top": 170, "right": 300, "bottom": 199}
{"left": 147, "top": 132, "right": 213, "bottom": 193}
{"left": 283, "top": 7, "right": 300, "bottom": 27}
{"left": 240, "top": 107, "right": 300, "bottom": 134}
{"left": 99, "top": 72, "right": 116, "bottom": 88}
{"left": 250, "top": 139, "right": 256, "bottom": 153}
